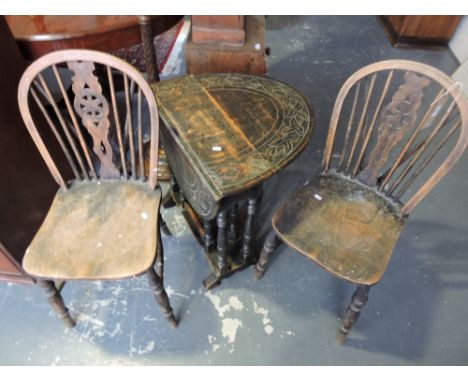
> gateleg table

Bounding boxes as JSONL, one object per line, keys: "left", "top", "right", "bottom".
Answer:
{"left": 152, "top": 74, "right": 313, "bottom": 288}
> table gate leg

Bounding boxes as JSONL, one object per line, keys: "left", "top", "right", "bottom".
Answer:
{"left": 241, "top": 193, "right": 259, "bottom": 263}
{"left": 227, "top": 203, "right": 239, "bottom": 247}
{"left": 255, "top": 230, "right": 280, "bottom": 279}
{"left": 203, "top": 218, "right": 215, "bottom": 253}
{"left": 216, "top": 210, "right": 228, "bottom": 274}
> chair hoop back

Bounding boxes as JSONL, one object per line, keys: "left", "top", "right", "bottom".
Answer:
{"left": 322, "top": 60, "right": 468, "bottom": 215}
{"left": 18, "top": 49, "right": 160, "bottom": 190}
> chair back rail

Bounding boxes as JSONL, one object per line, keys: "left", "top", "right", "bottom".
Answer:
{"left": 18, "top": 49, "right": 160, "bottom": 190}
{"left": 321, "top": 60, "right": 468, "bottom": 215}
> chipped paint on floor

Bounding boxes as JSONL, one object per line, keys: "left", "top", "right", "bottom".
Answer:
{"left": 253, "top": 300, "right": 274, "bottom": 335}
{"left": 205, "top": 291, "right": 244, "bottom": 318}
{"left": 221, "top": 318, "right": 243, "bottom": 344}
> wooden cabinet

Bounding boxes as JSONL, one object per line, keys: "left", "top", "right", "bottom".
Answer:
{"left": 191, "top": 16, "right": 245, "bottom": 45}
{"left": 185, "top": 16, "right": 267, "bottom": 75}
{"left": 0, "top": 244, "right": 31, "bottom": 283}
{"left": 380, "top": 16, "right": 462, "bottom": 48}
{"left": 0, "top": 16, "right": 59, "bottom": 284}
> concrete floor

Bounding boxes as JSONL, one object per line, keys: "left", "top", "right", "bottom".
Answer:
{"left": 1, "top": 16, "right": 467, "bottom": 366}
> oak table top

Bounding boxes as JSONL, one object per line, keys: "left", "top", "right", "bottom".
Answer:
{"left": 153, "top": 73, "right": 314, "bottom": 210}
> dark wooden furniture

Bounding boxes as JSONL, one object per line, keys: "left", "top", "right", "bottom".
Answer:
{"left": 153, "top": 74, "right": 313, "bottom": 288}
{"left": 191, "top": 16, "right": 245, "bottom": 45}
{"left": 5, "top": 15, "right": 182, "bottom": 61}
{"left": 255, "top": 60, "right": 468, "bottom": 343}
{"left": 137, "top": 16, "right": 161, "bottom": 83}
{"left": 380, "top": 16, "right": 462, "bottom": 48}
{"left": 17, "top": 49, "right": 177, "bottom": 328}
{"left": 0, "top": 246, "right": 32, "bottom": 284}
{"left": 0, "top": 16, "right": 55, "bottom": 284}
{"left": 6, "top": 15, "right": 182, "bottom": 187}
{"left": 185, "top": 16, "right": 267, "bottom": 75}
{"left": 6, "top": 15, "right": 183, "bottom": 88}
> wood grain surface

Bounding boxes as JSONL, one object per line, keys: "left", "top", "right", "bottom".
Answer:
{"left": 273, "top": 173, "right": 405, "bottom": 285}
{"left": 5, "top": 15, "right": 182, "bottom": 60}
{"left": 154, "top": 74, "right": 313, "bottom": 200}
{"left": 23, "top": 181, "right": 161, "bottom": 280}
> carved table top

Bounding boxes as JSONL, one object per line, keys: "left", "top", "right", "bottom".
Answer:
{"left": 153, "top": 74, "right": 314, "bottom": 203}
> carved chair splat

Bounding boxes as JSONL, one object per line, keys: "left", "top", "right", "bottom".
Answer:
{"left": 18, "top": 49, "right": 177, "bottom": 328}
{"left": 255, "top": 59, "right": 468, "bottom": 343}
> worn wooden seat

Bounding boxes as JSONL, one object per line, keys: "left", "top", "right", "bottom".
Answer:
{"left": 255, "top": 60, "right": 468, "bottom": 343}
{"left": 23, "top": 181, "right": 161, "bottom": 280}
{"left": 18, "top": 49, "right": 177, "bottom": 329}
{"left": 273, "top": 173, "right": 404, "bottom": 285}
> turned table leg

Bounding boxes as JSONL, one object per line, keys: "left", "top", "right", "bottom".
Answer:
{"left": 38, "top": 279, "right": 76, "bottom": 328}
{"left": 241, "top": 194, "right": 259, "bottom": 262}
{"left": 337, "top": 285, "right": 371, "bottom": 344}
{"left": 255, "top": 231, "right": 280, "bottom": 279}
{"left": 203, "top": 218, "right": 216, "bottom": 253}
{"left": 216, "top": 210, "right": 228, "bottom": 273}
{"left": 162, "top": 175, "right": 178, "bottom": 209}
{"left": 227, "top": 203, "right": 239, "bottom": 247}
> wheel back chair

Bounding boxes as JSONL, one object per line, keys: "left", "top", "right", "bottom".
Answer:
{"left": 17, "top": 49, "right": 177, "bottom": 328}
{"left": 254, "top": 60, "right": 468, "bottom": 343}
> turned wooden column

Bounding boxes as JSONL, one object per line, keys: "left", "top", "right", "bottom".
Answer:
{"left": 216, "top": 210, "right": 228, "bottom": 273}
{"left": 204, "top": 218, "right": 216, "bottom": 253}
{"left": 241, "top": 193, "right": 260, "bottom": 262}
{"left": 227, "top": 204, "right": 239, "bottom": 247}
{"left": 138, "top": 15, "right": 160, "bottom": 83}
{"left": 255, "top": 231, "right": 280, "bottom": 279}
{"left": 147, "top": 267, "right": 178, "bottom": 327}
{"left": 337, "top": 285, "right": 371, "bottom": 344}
{"left": 38, "top": 279, "right": 76, "bottom": 328}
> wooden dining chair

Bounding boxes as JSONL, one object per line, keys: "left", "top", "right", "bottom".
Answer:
{"left": 17, "top": 49, "right": 177, "bottom": 328}
{"left": 254, "top": 60, "right": 468, "bottom": 343}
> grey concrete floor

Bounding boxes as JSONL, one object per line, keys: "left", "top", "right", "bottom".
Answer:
{"left": 1, "top": 16, "right": 468, "bottom": 365}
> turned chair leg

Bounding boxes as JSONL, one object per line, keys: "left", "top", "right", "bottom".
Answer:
{"left": 155, "top": 225, "right": 164, "bottom": 279}
{"left": 37, "top": 279, "right": 76, "bottom": 328}
{"left": 337, "top": 285, "right": 371, "bottom": 344}
{"left": 255, "top": 231, "right": 280, "bottom": 279}
{"left": 148, "top": 225, "right": 177, "bottom": 327}
{"left": 147, "top": 266, "right": 178, "bottom": 328}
